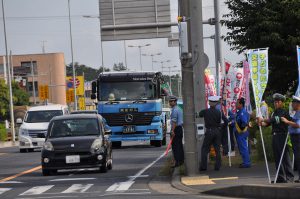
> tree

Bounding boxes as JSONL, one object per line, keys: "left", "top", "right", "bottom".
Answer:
{"left": 113, "top": 62, "right": 127, "bottom": 71}
{"left": 66, "top": 63, "right": 110, "bottom": 81}
{"left": 0, "top": 79, "right": 29, "bottom": 121}
{"left": 223, "top": 0, "right": 300, "bottom": 94}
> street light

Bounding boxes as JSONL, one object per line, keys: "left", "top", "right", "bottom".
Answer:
{"left": 1, "top": 0, "right": 15, "bottom": 142}
{"left": 128, "top": 44, "right": 151, "bottom": 71}
{"left": 162, "top": 65, "right": 177, "bottom": 92}
{"left": 142, "top": 52, "right": 162, "bottom": 71}
{"left": 67, "top": 0, "right": 77, "bottom": 110}
{"left": 153, "top": 60, "right": 171, "bottom": 72}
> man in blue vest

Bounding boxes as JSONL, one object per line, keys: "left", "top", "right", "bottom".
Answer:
{"left": 234, "top": 98, "right": 251, "bottom": 168}
{"left": 281, "top": 95, "right": 300, "bottom": 182}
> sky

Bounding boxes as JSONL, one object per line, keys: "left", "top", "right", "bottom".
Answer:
{"left": 0, "top": 0, "right": 243, "bottom": 76}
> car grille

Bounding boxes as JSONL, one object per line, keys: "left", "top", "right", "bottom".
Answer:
{"left": 28, "top": 130, "right": 47, "bottom": 138}
{"left": 102, "top": 112, "right": 155, "bottom": 126}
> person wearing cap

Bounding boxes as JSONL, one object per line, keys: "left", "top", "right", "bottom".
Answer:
{"left": 234, "top": 98, "right": 251, "bottom": 168}
{"left": 169, "top": 95, "right": 184, "bottom": 168}
{"left": 199, "top": 96, "right": 228, "bottom": 171}
{"left": 257, "top": 93, "right": 294, "bottom": 183}
{"left": 281, "top": 95, "right": 300, "bottom": 183}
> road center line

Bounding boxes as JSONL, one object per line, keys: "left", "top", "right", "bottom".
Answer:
{"left": 50, "top": 178, "right": 96, "bottom": 182}
{"left": 0, "top": 166, "right": 41, "bottom": 183}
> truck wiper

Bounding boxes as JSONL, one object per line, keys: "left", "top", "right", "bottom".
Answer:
{"left": 105, "top": 101, "right": 120, "bottom": 104}
{"left": 133, "top": 100, "right": 147, "bottom": 104}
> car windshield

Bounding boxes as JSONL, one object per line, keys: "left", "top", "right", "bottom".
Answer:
{"left": 25, "top": 110, "right": 63, "bottom": 123}
{"left": 100, "top": 81, "right": 155, "bottom": 101}
{"left": 49, "top": 119, "right": 100, "bottom": 138}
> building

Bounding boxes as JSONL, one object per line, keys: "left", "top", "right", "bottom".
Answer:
{"left": 0, "top": 53, "right": 66, "bottom": 105}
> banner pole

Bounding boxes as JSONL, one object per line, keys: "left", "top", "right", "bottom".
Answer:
{"left": 259, "top": 125, "right": 271, "bottom": 183}
{"left": 274, "top": 132, "right": 289, "bottom": 184}
{"left": 227, "top": 124, "right": 232, "bottom": 167}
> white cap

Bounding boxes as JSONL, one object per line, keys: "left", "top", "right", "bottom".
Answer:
{"left": 292, "top": 95, "right": 300, "bottom": 103}
{"left": 208, "top": 96, "right": 221, "bottom": 102}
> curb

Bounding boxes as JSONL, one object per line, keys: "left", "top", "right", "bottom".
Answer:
{"left": 171, "top": 167, "right": 202, "bottom": 194}
{"left": 171, "top": 167, "right": 300, "bottom": 199}
{"left": 203, "top": 184, "right": 300, "bottom": 199}
{"left": 0, "top": 141, "right": 19, "bottom": 148}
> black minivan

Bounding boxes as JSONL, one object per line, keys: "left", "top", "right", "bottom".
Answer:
{"left": 41, "top": 114, "right": 112, "bottom": 176}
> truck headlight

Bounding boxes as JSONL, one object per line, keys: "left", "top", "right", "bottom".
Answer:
{"left": 90, "top": 138, "right": 103, "bottom": 153}
{"left": 147, "top": 129, "right": 158, "bottom": 134}
{"left": 19, "top": 128, "right": 29, "bottom": 136}
{"left": 43, "top": 141, "right": 54, "bottom": 151}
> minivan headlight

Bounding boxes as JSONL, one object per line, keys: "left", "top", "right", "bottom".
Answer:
{"left": 19, "top": 128, "right": 29, "bottom": 136}
{"left": 90, "top": 138, "right": 103, "bottom": 153}
{"left": 43, "top": 141, "right": 54, "bottom": 151}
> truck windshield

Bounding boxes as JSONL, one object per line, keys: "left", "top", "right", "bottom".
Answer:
{"left": 100, "top": 81, "right": 155, "bottom": 101}
{"left": 25, "top": 110, "right": 63, "bottom": 123}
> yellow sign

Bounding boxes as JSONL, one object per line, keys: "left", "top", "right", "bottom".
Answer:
{"left": 66, "top": 89, "right": 75, "bottom": 103}
{"left": 39, "top": 85, "right": 49, "bottom": 100}
{"left": 66, "top": 76, "right": 84, "bottom": 95}
{"left": 78, "top": 97, "right": 86, "bottom": 110}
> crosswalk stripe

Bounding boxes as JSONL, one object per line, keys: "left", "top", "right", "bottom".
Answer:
{"left": 20, "top": 185, "right": 54, "bottom": 195}
{"left": 0, "top": 188, "right": 12, "bottom": 195}
{"left": 61, "top": 184, "right": 93, "bottom": 193}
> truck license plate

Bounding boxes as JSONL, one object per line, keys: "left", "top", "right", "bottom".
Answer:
{"left": 66, "top": 155, "right": 80, "bottom": 164}
{"left": 123, "top": 126, "right": 136, "bottom": 133}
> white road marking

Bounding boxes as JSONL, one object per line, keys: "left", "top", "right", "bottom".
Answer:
{"left": 127, "top": 175, "right": 148, "bottom": 178}
{"left": 106, "top": 151, "right": 166, "bottom": 192}
{"left": 61, "top": 184, "right": 93, "bottom": 193}
{"left": 18, "top": 196, "right": 77, "bottom": 199}
{"left": 0, "top": 181, "right": 23, "bottom": 184}
{"left": 50, "top": 178, "right": 96, "bottom": 182}
{"left": 20, "top": 185, "right": 54, "bottom": 195}
{"left": 100, "top": 191, "right": 151, "bottom": 196}
{"left": 0, "top": 188, "right": 12, "bottom": 195}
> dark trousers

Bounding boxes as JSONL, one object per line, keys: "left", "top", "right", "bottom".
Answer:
{"left": 272, "top": 133, "right": 294, "bottom": 182}
{"left": 172, "top": 126, "right": 184, "bottom": 165}
{"left": 200, "top": 128, "right": 221, "bottom": 170}
{"left": 291, "top": 134, "right": 300, "bottom": 179}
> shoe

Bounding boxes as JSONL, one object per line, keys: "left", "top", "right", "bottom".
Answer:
{"left": 271, "top": 180, "right": 287, "bottom": 183}
{"left": 199, "top": 168, "right": 207, "bottom": 171}
{"left": 239, "top": 164, "right": 251, "bottom": 168}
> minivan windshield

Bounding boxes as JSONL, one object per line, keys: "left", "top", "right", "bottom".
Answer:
{"left": 25, "top": 110, "right": 63, "bottom": 123}
{"left": 49, "top": 119, "right": 100, "bottom": 138}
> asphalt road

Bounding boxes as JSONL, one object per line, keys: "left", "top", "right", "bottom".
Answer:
{"left": 0, "top": 141, "right": 238, "bottom": 199}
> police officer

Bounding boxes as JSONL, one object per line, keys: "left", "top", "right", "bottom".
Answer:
{"left": 281, "top": 95, "right": 300, "bottom": 183}
{"left": 169, "top": 96, "right": 184, "bottom": 168}
{"left": 258, "top": 93, "right": 294, "bottom": 183}
{"left": 235, "top": 98, "right": 251, "bottom": 168}
{"left": 199, "top": 96, "right": 227, "bottom": 171}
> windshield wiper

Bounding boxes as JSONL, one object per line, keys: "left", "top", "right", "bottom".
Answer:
{"left": 105, "top": 101, "right": 120, "bottom": 104}
{"left": 133, "top": 100, "right": 147, "bottom": 104}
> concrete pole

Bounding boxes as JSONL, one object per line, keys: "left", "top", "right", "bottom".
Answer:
{"left": 2, "top": 0, "right": 15, "bottom": 142}
{"left": 30, "top": 60, "right": 37, "bottom": 104}
{"left": 3, "top": 56, "right": 7, "bottom": 84}
{"left": 123, "top": 40, "right": 128, "bottom": 70}
{"left": 169, "top": 67, "right": 172, "bottom": 93}
{"left": 180, "top": 0, "right": 198, "bottom": 176}
{"left": 68, "top": 0, "right": 77, "bottom": 110}
{"left": 214, "top": 0, "right": 223, "bottom": 95}
{"left": 139, "top": 46, "right": 142, "bottom": 71}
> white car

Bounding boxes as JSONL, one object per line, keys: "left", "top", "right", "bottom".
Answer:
{"left": 17, "top": 104, "right": 69, "bottom": 152}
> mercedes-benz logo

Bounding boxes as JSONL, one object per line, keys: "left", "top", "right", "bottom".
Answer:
{"left": 125, "top": 114, "right": 134, "bottom": 123}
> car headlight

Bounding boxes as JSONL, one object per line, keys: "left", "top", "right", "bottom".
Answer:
{"left": 90, "top": 138, "right": 103, "bottom": 153}
{"left": 43, "top": 141, "right": 54, "bottom": 151}
{"left": 19, "top": 128, "right": 29, "bottom": 136}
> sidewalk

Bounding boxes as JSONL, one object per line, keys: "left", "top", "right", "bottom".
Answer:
{"left": 171, "top": 162, "right": 300, "bottom": 199}
{"left": 0, "top": 141, "right": 18, "bottom": 148}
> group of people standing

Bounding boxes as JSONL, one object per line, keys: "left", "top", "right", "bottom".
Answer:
{"left": 168, "top": 93, "right": 300, "bottom": 183}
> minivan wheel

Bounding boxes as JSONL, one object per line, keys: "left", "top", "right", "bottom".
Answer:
{"left": 100, "top": 163, "right": 108, "bottom": 173}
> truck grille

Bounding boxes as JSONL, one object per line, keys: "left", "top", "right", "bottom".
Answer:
{"left": 102, "top": 112, "right": 156, "bottom": 126}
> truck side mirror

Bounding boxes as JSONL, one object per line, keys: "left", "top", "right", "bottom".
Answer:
{"left": 92, "top": 81, "right": 97, "bottom": 93}
{"left": 91, "top": 93, "right": 96, "bottom": 100}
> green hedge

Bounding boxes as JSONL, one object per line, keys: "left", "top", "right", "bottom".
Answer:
{"left": 0, "top": 123, "right": 7, "bottom": 141}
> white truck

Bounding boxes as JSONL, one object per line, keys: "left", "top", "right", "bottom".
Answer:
{"left": 17, "top": 104, "right": 69, "bottom": 152}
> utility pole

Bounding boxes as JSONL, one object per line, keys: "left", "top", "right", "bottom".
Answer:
{"left": 179, "top": 0, "right": 205, "bottom": 176}
{"left": 30, "top": 60, "right": 37, "bottom": 104}
{"left": 214, "top": 0, "right": 223, "bottom": 95}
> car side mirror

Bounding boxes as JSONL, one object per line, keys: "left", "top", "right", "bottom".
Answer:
{"left": 16, "top": 118, "right": 23, "bottom": 124}
{"left": 91, "top": 93, "right": 96, "bottom": 100}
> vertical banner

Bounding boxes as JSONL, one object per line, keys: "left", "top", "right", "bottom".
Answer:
{"left": 248, "top": 48, "right": 269, "bottom": 116}
{"left": 296, "top": 46, "right": 300, "bottom": 96}
{"left": 204, "top": 68, "right": 217, "bottom": 107}
{"left": 240, "top": 61, "right": 252, "bottom": 113}
{"left": 224, "top": 66, "right": 244, "bottom": 113}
